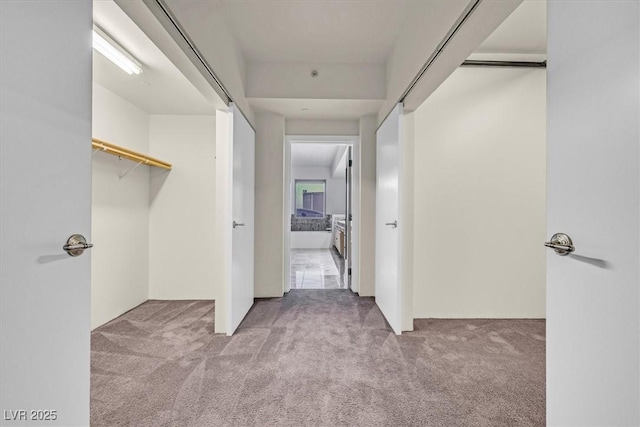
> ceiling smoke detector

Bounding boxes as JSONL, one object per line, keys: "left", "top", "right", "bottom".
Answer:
{"left": 310, "top": 70, "right": 319, "bottom": 78}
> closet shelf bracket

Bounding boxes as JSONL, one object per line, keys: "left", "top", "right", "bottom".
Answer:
{"left": 119, "top": 160, "right": 145, "bottom": 179}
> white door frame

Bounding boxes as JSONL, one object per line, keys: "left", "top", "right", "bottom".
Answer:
{"left": 284, "top": 135, "right": 360, "bottom": 293}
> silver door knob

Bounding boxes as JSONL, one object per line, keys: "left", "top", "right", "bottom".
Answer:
{"left": 63, "top": 234, "right": 93, "bottom": 257}
{"left": 544, "top": 232, "right": 574, "bottom": 256}
{"left": 385, "top": 220, "right": 398, "bottom": 228}
{"left": 233, "top": 221, "right": 245, "bottom": 229}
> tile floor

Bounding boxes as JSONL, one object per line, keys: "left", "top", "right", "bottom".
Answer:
{"left": 290, "top": 248, "right": 345, "bottom": 289}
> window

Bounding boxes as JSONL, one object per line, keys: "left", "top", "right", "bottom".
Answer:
{"left": 295, "top": 180, "right": 326, "bottom": 218}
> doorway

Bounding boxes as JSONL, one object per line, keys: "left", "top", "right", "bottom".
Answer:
{"left": 284, "top": 135, "right": 359, "bottom": 292}
{"left": 90, "top": 0, "right": 219, "bottom": 330}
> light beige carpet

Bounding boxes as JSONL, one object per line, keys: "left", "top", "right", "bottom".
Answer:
{"left": 91, "top": 291, "right": 545, "bottom": 426}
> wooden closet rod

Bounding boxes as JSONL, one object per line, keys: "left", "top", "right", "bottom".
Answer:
{"left": 92, "top": 138, "right": 172, "bottom": 170}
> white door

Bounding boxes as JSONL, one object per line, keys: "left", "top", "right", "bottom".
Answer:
{"left": 230, "top": 104, "right": 255, "bottom": 334}
{"left": 547, "top": 1, "right": 640, "bottom": 425}
{"left": 375, "top": 104, "right": 403, "bottom": 334}
{"left": 0, "top": 2, "right": 92, "bottom": 426}
{"left": 215, "top": 104, "right": 255, "bottom": 335}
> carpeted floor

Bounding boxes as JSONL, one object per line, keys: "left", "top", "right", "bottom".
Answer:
{"left": 91, "top": 291, "right": 545, "bottom": 426}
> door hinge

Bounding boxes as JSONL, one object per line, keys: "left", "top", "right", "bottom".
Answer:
{"left": 348, "top": 268, "right": 352, "bottom": 276}
{"left": 348, "top": 214, "right": 352, "bottom": 221}
{"left": 348, "top": 160, "right": 353, "bottom": 167}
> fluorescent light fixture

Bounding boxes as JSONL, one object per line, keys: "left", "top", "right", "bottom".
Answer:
{"left": 92, "top": 27, "right": 142, "bottom": 75}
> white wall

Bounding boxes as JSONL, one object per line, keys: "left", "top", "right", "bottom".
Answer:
{"left": 292, "top": 166, "right": 345, "bottom": 215}
{"left": 254, "top": 111, "right": 287, "bottom": 298}
{"left": 412, "top": 66, "right": 546, "bottom": 318}
{"left": 358, "top": 115, "right": 377, "bottom": 296}
{"left": 92, "top": 82, "right": 150, "bottom": 329}
{"left": 286, "top": 119, "right": 359, "bottom": 136}
{"left": 148, "top": 115, "right": 216, "bottom": 300}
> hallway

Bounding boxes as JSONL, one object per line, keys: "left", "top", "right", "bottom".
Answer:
{"left": 91, "top": 291, "right": 545, "bottom": 426}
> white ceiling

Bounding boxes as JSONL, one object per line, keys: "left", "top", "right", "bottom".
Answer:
{"left": 93, "top": 1, "right": 214, "bottom": 115}
{"left": 291, "top": 143, "right": 343, "bottom": 168}
{"left": 113, "top": 0, "right": 544, "bottom": 122}
{"left": 219, "top": 0, "right": 410, "bottom": 64}
{"left": 476, "top": 0, "right": 546, "bottom": 55}
{"left": 160, "top": 0, "right": 512, "bottom": 122}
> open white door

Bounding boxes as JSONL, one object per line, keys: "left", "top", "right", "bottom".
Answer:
{"left": 1, "top": 2, "right": 92, "bottom": 425}
{"left": 230, "top": 104, "right": 255, "bottom": 334}
{"left": 215, "top": 103, "right": 255, "bottom": 335}
{"left": 375, "top": 104, "right": 403, "bottom": 335}
{"left": 547, "top": 2, "right": 640, "bottom": 425}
